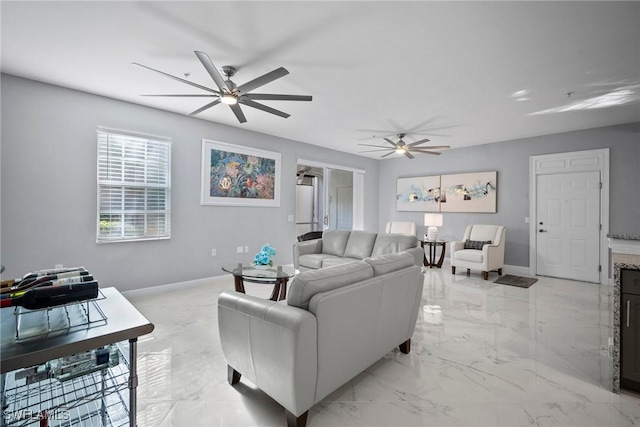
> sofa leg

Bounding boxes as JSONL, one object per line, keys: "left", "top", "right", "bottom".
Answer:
{"left": 482, "top": 271, "right": 489, "bottom": 280}
{"left": 286, "top": 410, "right": 308, "bottom": 427}
{"left": 451, "top": 266, "right": 456, "bottom": 274}
{"left": 228, "top": 365, "right": 241, "bottom": 385}
{"left": 498, "top": 268, "right": 503, "bottom": 275}
{"left": 399, "top": 339, "right": 411, "bottom": 354}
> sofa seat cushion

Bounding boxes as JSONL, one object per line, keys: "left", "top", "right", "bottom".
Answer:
{"left": 364, "top": 252, "right": 414, "bottom": 276}
{"left": 455, "top": 249, "right": 484, "bottom": 263}
{"left": 299, "top": 254, "right": 341, "bottom": 270}
{"left": 321, "top": 257, "right": 360, "bottom": 269}
{"left": 287, "top": 261, "right": 374, "bottom": 310}
{"left": 343, "top": 230, "right": 377, "bottom": 259}
{"left": 322, "top": 230, "right": 352, "bottom": 257}
{"left": 371, "top": 234, "right": 418, "bottom": 257}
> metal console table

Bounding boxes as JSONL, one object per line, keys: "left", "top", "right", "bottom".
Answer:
{"left": 1, "top": 287, "right": 154, "bottom": 426}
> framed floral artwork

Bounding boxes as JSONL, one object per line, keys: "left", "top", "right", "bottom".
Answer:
{"left": 201, "top": 139, "right": 281, "bottom": 207}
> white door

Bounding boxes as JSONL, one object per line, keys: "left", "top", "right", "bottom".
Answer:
{"left": 536, "top": 171, "right": 601, "bottom": 282}
{"left": 324, "top": 168, "right": 353, "bottom": 230}
{"left": 336, "top": 186, "right": 353, "bottom": 229}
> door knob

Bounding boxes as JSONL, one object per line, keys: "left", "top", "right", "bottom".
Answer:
{"left": 539, "top": 229, "right": 547, "bottom": 233}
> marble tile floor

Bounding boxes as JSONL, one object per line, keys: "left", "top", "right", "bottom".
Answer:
{"left": 126, "top": 267, "right": 640, "bottom": 426}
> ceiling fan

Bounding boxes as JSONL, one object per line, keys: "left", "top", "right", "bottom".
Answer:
{"left": 133, "top": 51, "right": 312, "bottom": 123}
{"left": 358, "top": 133, "right": 450, "bottom": 159}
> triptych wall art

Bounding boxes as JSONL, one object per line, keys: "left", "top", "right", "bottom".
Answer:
{"left": 201, "top": 139, "right": 281, "bottom": 207}
{"left": 397, "top": 171, "right": 497, "bottom": 213}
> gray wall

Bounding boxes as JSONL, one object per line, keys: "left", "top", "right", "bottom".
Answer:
{"left": 0, "top": 74, "right": 379, "bottom": 291}
{"left": 379, "top": 123, "right": 640, "bottom": 267}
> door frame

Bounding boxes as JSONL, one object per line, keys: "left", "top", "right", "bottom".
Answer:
{"left": 529, "top": 148, "right": 610, "bottom": 284}
{"left": 297, "top": 159, "right": 365, "bottom": 230}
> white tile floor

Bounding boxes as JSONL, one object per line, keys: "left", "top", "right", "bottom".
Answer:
{"left": 126, "top": 267, "right": 640, "bottom": 426}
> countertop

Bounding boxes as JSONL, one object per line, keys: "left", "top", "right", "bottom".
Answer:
{"left": 608, "top": 233, "right": 640, "bottom": 240}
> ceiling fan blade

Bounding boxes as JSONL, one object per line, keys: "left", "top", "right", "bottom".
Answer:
{"left": 229, "top": 104, "right": 247, "bottom": 123}
{"left": 412, "top": 145, "right": 451, "bottom": 150}
{"left": 141, "top": 94, "right": 218, "bottom": 97}
{"left": 239, "top": 98, "right": 290, "bottom": 118}
{"left": 357, "top": 143, "right": 389, "bottom": 148}
{"left": 237, "top": 67, "right": 289, "bottom": 93}
{"left": 188, "top": 99, "right": 221, "bottom": 116}
{"left": 133, "top": 62, "right": 219, "bottom": 94}
{"left": 404, "top": 151, "right": 415, "bottom": 159}
{"left": 245, "top": 93, "right": 312, "bottom": 102}
{"left": 359, "top": 148, "right": 395, "bottom": 153}
{"left": 194, "top": 51, "right": 231, "bottom": 92}
{"left": 383, "top": 138, "right": 397, "bottom": 147}
{"left": 411, "top": 150, "right": 442, "bottom": 155}
{"left": 380, "top": 151, "right": 396, "bottom": 158}
{"left": 406, "top": 138, "right": 431, "bottom": 147}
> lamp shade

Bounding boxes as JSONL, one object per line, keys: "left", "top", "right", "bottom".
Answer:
{"left": 424, "top": 213, "right": 443, "bottom": 227}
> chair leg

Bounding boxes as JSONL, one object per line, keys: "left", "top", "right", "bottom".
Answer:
{"left": 482, "top": 271, "right": 489, "bottom": 280}
{"left": 399, "top": 339, "right": 411, "bottom": 354}
{"left": 451, "top": 266, "right": 456, "bottom": 274}
{"left": 498, "top": 268, "right": 503, "bottom": 275}
{"left": 286, "top": 410, "right": 308, "bottom": 427}
{"left": 228, "top": 365, "right": 241, "bottom": 385}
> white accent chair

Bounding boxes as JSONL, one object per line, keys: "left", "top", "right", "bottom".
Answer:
{"left": 450, "top": 224, "right": 506, "bottom": 280}
{"left": 385, "top": 221, "right": 417, "bottom": 236}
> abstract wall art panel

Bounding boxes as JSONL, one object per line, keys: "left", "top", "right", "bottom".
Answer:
{"left": 396, "top": 175, "right": 441, "bottom": 212}
{"left": 440, "top": 171, "right": 497, "bottom": 212}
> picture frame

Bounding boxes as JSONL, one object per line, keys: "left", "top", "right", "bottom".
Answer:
{"left": 201, "top": 139, "right": 281, "bottom": 207}
{"left": 440, "top": 171, "right": 497, "bottom": 213}
{"left": 396, "top": 175, "right": 441, "bottom": 212}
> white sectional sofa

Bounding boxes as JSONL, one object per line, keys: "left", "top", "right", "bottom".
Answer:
{"left": 217, "top": 252, "right": 424, "bottom": 427}
{"left": 293, "top": 229, "right": 424, "bottom": 271}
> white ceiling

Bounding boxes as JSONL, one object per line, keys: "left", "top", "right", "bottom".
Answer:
{"left": 2, "top": 1, "right": 639, "bottom": 158}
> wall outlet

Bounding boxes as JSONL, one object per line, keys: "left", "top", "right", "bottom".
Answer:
{"left": 237, "top": 246, "right": 243, "bottom": 254}
{"left": 54, "top": 264, "right": 64, "bottom": 269}
{"left": 211, "top": 249, "right": 217, "bottom": 257}
{"left": 288, "top": 214, "right": 294, "bottom": 222}
{"left": 244, "top": 246, "right": 249, "bottom": 253}
{"left": 525, "top": 217, "right": 530, "bottom": 223}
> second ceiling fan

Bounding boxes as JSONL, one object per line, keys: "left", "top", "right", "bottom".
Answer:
{"left": 359, "top": 134, "right": 450, "bottom": 159}
{"left": 133, "top": 51, "right": 312, "bottom": 123}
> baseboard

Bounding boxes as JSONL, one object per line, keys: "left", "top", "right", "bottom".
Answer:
{"left": 503, "top": 264, "right": 532, "bottom": 276}
{"left": 121, "top": 263, "right": 297, "bottom": 298}
{"left": 122, "top": 274, "right": 228, "bottom": 299}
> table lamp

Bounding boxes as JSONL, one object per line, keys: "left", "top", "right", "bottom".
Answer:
{"left": 424, "top": 213, "right": 443, "bottom": 241}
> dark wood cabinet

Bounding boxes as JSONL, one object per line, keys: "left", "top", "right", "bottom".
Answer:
{"left": 621, "top": 269, "right": 640, "bottom": 392}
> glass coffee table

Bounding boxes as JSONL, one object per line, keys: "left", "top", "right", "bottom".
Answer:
{"left": 222, "top": 264, "right": 298, "bottom": 301}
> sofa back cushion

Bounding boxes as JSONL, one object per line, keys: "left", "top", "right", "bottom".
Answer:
{"left": 343, "top": 230, "right": 377, "bottom": 259}
{"left": 287, "top": 261, "right": 374, "bottom": 310}
{"left": 371, "top": 233, "right": 418, "bottom": 257}
{"left": 364, "top": 252, "right": 415, "bottom": 276}
{"left": 322, "top": 230, "right": 352, "bottom": 257}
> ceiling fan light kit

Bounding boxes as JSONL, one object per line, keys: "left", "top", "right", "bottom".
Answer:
{"left": 134, "top": 51, "right": 312, "bottom": 123}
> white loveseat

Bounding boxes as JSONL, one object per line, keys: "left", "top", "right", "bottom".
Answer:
{"left": 293, "top": 229, "right": 424, "bottom": 271}
{"left": 217, "top": 252, "right": 424, "bottom": 427}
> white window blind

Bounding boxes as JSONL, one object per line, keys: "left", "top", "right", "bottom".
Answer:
{"left": 97, "top": 128, "right": 171, "bottom": 243}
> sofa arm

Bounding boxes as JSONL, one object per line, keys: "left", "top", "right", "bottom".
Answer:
{"left": 293, "top": 239, "right": 323, "bottom": 269}
{"left": 450, "top": 240, "right": 465, "bottom": 253}
{"left": 218, "top": 291, "right": 318, "bottom": 416}
{"left": 404, "top": 247, "right": 425, "bottom": 267}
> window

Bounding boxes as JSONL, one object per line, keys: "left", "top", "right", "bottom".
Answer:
{"left": 97, "top": 128, "right": 171, "bottom": 243}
